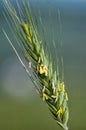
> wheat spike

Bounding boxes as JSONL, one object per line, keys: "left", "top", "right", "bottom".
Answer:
{"left": 3, "top": 0, "right": 69, "bottom": 129}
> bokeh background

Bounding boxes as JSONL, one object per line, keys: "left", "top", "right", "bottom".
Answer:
{"left": 0, "top": 0, "right": 86, "bottom": 130}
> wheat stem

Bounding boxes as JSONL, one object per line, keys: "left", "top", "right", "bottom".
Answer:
{"left": 3, "top": 0, "right": 69, "bottom": 129}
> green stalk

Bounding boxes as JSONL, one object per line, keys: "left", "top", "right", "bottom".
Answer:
{"left": 3, "top": 0, "right": 69, "bottom": 129}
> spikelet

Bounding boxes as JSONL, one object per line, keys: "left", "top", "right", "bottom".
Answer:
{"left": 3, "top": 0, "right": 69, "bottom": 129}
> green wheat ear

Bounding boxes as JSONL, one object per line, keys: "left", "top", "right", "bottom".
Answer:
{"left": 3, "top": 0, "right": 69, "bottom": 129}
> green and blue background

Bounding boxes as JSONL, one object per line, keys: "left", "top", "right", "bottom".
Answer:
{"left": 0, "top": 0, "right": 86, "bottom": 130}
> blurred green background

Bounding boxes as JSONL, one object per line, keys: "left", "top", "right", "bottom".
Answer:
{"left": 0, "top": 0, "right": 86, "bottom": 130}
